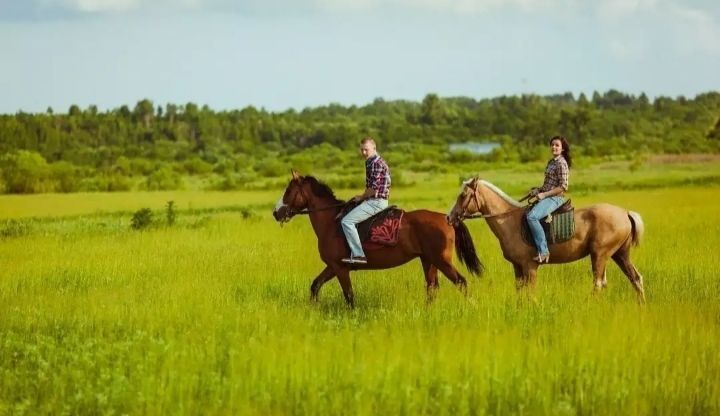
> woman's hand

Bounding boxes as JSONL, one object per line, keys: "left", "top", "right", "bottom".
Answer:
{"left": 537, "top": 192, "right": 546, "bottom": 200}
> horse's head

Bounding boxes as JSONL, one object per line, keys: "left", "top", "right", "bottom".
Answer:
{"left": 447, "top": 177, "right": 485, "bottom": 225}
{"left": 273, "top": 170, "right": 310, "bottom": 223}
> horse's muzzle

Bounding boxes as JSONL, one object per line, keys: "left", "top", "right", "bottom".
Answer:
{"left": 446, "top": 212, "right": 462, "bottom": 226}
{"left": 273, "top": 206, "right": 292, "bottom": 223}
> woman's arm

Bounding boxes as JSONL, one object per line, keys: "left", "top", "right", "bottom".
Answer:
{"left": 537, "top": 186, "right": 565, "bottom": 200}
{"left": 538, "top": 159, "right": 569, "bottom": 200}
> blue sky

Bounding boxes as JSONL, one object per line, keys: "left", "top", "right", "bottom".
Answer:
{"left": 1, "top": 0, "right": 718, "bottom": 114}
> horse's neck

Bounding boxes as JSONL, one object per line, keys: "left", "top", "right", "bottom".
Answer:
{"left": 480, "top": 187, "right": 523, "bottom": 240}
{"left": 306, "top": 195, "right": 340, "bottom": 238}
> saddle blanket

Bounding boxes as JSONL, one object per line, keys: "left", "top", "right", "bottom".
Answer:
{"left": 337, "top": 204, "right": 404, "bottom": 251}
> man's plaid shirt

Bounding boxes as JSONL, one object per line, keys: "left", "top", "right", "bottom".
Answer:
{"left": 365, "top": 154, "right": 391, "bottom": 199}
{"left": 540, "top": 155, "right": 569, "bottom": 193}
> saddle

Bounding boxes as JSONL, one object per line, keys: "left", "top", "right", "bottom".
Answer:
{"left": 520, "top": 199, "right": 575, "bottom": 246}
{"left": 337, "top": 202, "right": 404, "bottom": 251}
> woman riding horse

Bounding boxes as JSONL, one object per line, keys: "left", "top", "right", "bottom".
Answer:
{"left": 447, "top": 177, "right": 645, "bottom": 302}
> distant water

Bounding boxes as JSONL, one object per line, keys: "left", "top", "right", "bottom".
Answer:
{"left": 448, "top": 142, "right": 501, "bottom": 155}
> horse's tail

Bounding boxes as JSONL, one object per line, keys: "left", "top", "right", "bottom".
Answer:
{"left": 628, "top": 211, "right": 644, "bottom": 247}
{"left": 453, "top": 222, "right": 483, "bottom": 277}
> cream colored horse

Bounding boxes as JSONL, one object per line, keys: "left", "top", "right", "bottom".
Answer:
{"left": 447, "top": 178, "right": 645, "bottom": 302}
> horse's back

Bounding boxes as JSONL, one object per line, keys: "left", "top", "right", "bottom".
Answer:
{"left": 577, "top": 203, "right": 632, "bottom": 221}
{"left": 400, "top": 209, "right": 454, "bottom": 240}
{"left": 403, "top": 209, "right": 451, "bottom": 228}
{"left": 575, "top": 203, "right": 635, "bottom": 238}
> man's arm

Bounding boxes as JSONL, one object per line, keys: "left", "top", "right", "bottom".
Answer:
{"left": 352, "top": 188, "right": 376, "bottom": 201}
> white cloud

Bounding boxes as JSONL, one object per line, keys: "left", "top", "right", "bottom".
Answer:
{"left": 31, "top": 0, "right": 205, "bottom": 15}
{"left": 21, "top": 0, "right": 578, "bottom": 16}
{"left": 608, "top": 39, "right": 645, "bottom": 59}
{"left": 595, "top": 0, "right": 659, "bottom": 19}
{"left": 596, "top": 0, "right": 720, "bottom": 58}
{"left": 68, "top": 0, "right": 141, "bottom": 13}
{"left": 669, "top": 4, "right": 720, "bottom": 55}
{"left": 311, "top": 0, "right": 575, "bottom": 15}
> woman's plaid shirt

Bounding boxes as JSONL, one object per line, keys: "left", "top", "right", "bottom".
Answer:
{"left": 540, "top": 155, "right": 569, "bottom": 192}
{"left": 365, "top": 154, "right": 391, "bottom": 199}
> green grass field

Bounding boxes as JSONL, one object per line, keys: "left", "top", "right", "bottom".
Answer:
{"left": 1, "top": 162, "right": 719, "bottom": 415}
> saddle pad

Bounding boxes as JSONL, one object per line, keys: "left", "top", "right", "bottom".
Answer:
{"left": 521, "top": 209, "right": 575, "bottom": 246}
{"left": 337, "top": 206, "right": 404, "bottom": 250}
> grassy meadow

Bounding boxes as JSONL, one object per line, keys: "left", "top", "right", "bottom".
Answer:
{"left": 1, "top": 160, "right": 720, "bottom": 415}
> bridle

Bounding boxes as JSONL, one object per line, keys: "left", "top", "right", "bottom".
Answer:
{"left": 456, "top": 181, "right": 526, "bottom": 221}
{"left": 280, "top": 180, "right": 345, "bottom": 220}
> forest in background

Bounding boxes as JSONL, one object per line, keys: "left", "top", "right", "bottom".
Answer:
{"left": 1, "top": 90, "right": 719, "bottom": 194}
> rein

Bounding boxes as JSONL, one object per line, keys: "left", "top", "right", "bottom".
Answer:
{"left": 458, "top": 182, "right": 528, "bottom": 220}
{"left": 286, "top": 182, "right": 346, "bottom": 216}
{"left": 464, "top": 206, "right": 525, "bottom": 220}
{"left": 295, "top": 203, "right": 345, "bottom": 215}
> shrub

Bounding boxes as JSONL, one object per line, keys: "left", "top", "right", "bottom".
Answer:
{"left": 165, "top": 201, "right": 176, "bottom": 226}
{"left": 0, "top": 150, "right": 50, "bottom": 194}
{"left": 131, "top": 208, "right": 153, "bottom": 230}
{"left": 0, "top": 219, "right": 31, "bottom": 239}
{"left": 145, "top": 167, "right": 183, "bottom": 191}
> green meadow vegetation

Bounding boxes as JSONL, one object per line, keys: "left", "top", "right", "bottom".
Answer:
{"left": 1, "top": 160, "right": 719, "bottom": 415}
{"left": 2, "top": 90, "right": 719, "bottom": 194}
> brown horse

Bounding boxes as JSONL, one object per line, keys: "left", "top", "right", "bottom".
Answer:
{"left": 446, "top": 177, "right": 646, "bottom": 302}
{"left": 272, "top": 171, "right": 482, "bottom": 307}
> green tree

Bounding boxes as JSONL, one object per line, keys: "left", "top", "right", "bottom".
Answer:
{"left": 134, "top": 99, "right": 155, "bottom": 129}
{"left": 420, "top": 93, "right": 445, "bottom": 125}
{"left": 0, "top": 150, "right": 50, "bottom": 193}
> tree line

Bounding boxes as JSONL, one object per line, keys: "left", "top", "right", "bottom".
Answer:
{"left": 0, "top": 90, "right": 718, "bottom": 194}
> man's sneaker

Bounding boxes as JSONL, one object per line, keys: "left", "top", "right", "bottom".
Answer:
{"left": 342, "top": 256, "right": 368, "bottom": 264}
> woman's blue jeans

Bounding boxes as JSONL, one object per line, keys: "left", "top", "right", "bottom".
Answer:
{"left": 526, "top": 196, "right": 565, "bottom": 256}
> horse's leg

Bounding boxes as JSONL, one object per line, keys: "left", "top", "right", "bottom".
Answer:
{"left": 612, "top": 248, "right": 646, "bottom": 304}
{"left": 335, "top": 267, "right": 355, "bottom": 308}
{"left": 512, "top": 262, "right": 526, "bottom": 291}
{"left": 434, "top": 260, "right": 468, "bottom": 295}
{"left": 517, "top": 263, "right": 538, "bottom": 305}
{"left": 590, "top": 253, "right": 609, "bottom": 294}
{"left": 421, "top": 257, "right": 439, "bottom": 304}
{"left": 310, "top": 266, "right": 336, "bottom": 302}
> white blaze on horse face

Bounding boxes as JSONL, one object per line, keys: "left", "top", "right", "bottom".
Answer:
{"left": 274, "top": 196, "right": 287, "bottom": 213}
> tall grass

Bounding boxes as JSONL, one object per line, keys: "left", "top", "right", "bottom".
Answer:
{"left": 0, "top": 182, "right": 719, "bottom": 414}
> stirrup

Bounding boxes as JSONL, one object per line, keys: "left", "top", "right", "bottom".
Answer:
{"left": 342, "top": 256, "right": 367, "bottom": 264}
{"left": 533, "top": 254, "right": 550, "bottom": 264}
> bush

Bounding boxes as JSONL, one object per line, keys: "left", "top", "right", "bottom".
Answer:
{"left": 183, "top": 157, "right": 214, "bottom": 175}
{"left": 78, "top": 175, "right": 132, "bottom": 192}
{"left": 255, "top": 159, "right": 287, "bottom": 178}
{"left": 165, "top": 201, "right": 176, "bottom": 226}
{"left": 50, "top": 161, "right": 81, "bottom": 193}
{"left": 131, "top": 208, "right": 153, "bottom": 230}
{"left": 0, "top": 219, "right": 31, "bottom": 239}
{"left": 0, "top": 150, "right": 50, "bottom": 194}
{"left": 144, "top": 167, "right": 183, "bottom": 191}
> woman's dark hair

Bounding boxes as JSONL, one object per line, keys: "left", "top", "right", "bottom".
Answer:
{"left": 550, "top": 135, "right": 572, "bottom": 168}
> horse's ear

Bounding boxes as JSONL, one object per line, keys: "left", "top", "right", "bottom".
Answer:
{"left": 291, "top": 169, "right": 300, "bottom": 180}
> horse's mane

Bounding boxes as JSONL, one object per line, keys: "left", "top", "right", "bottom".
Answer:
{"left": 470, "top": 178, "right": 523, "bottom": 207}
{"left": 303, "top": 176, "right": 344, "bottom": 203}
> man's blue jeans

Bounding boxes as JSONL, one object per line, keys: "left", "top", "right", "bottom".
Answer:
{"left": 341, "top": 198, "right": 388, "bottom": 258}
{"left": 526, "top": 196, "right": 565, "bottom": 256}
